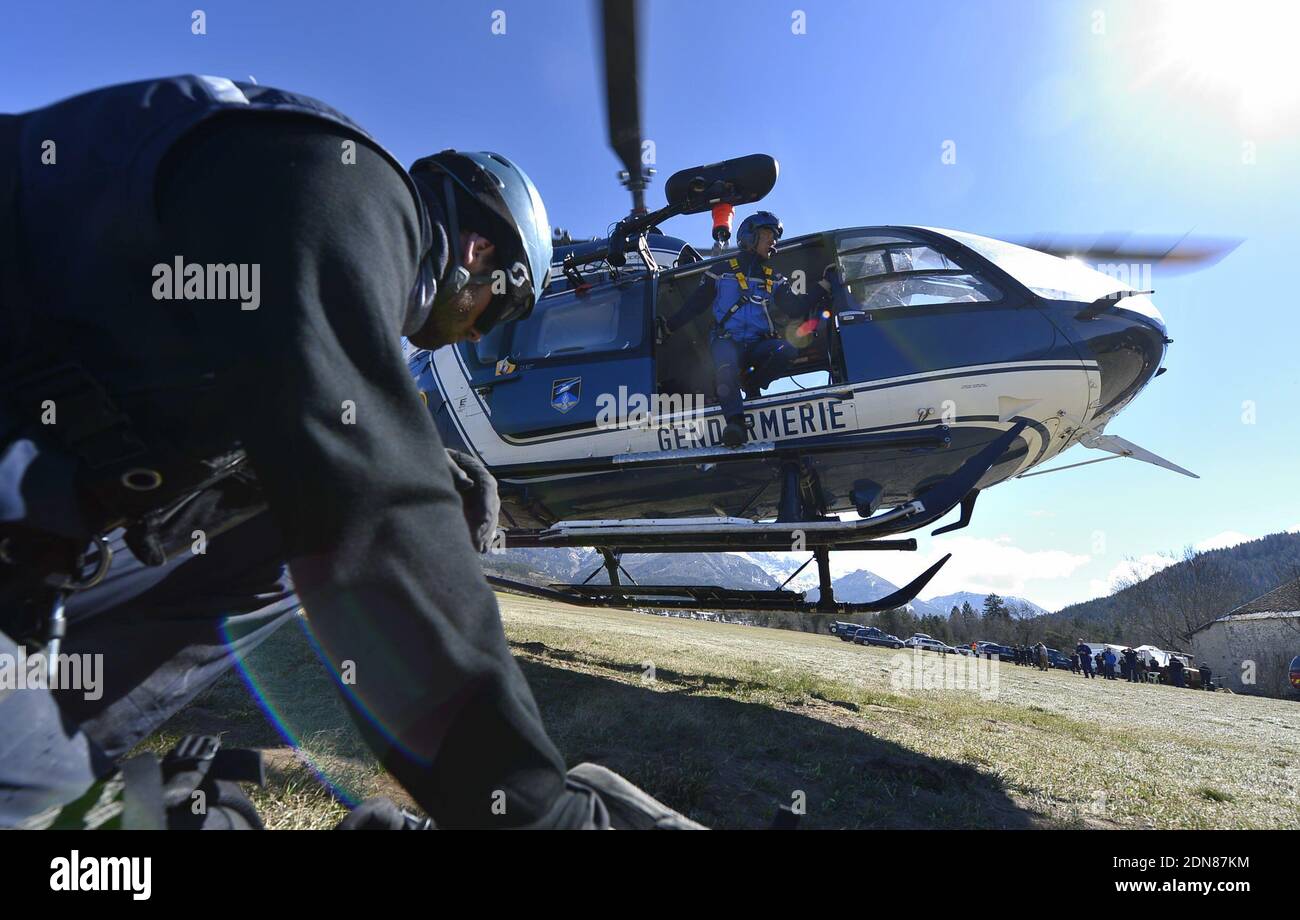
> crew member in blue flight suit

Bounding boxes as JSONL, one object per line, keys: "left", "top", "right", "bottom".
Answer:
{"left": 656, "top": 211, "right": 836, "bottom": 448}
{"left": 0, "top": 76, "right": 700, "bottom": 830}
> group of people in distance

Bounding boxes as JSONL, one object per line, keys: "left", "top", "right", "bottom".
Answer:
{"left": 1069, "top": 642, "right": 1207, "bottom": 689}
{"left": 1003, "top": 641, "right": 1210, "bottom": 689}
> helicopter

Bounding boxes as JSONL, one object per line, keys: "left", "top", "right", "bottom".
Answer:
{"left": 405, "top": 0, "right": 1233, "bottom": 616}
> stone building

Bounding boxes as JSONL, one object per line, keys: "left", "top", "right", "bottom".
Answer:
{"left": 1190, "top": 577, "right": 1300, "bottom": 699}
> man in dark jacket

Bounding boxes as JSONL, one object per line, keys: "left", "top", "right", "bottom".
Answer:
{"left": 1076, "top": 642, "right": 1094, "bottom": 678}
{"left": 1123, "top": 648, "right": 1139, "bottom": 682}
{"left": 0, "top": 76, "right": 699, "bottom": 829}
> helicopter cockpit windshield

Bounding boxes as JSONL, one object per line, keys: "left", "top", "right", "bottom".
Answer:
{"left": 930, "top": 228, "right": 1164, "bottom": 325}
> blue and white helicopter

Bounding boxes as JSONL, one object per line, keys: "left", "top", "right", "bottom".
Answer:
{"left": 406, "top": 0, "right": 1230, "bottom": 616}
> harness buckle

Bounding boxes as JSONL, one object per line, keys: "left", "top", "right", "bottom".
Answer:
{"left": 164, "top": 734, "right": 221, "bottom": 768}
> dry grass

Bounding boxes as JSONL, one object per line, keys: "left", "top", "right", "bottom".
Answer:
{"left": 135, "top": 612, "right": 412, "bottom": 829}
{"left": 143, "top": 595, "right": 1300, "bottom": 829}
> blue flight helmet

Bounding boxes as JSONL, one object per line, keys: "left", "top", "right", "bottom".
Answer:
{"left": 736, "top": 211, "right": 784, "bottom": 255}
{"left": 409, "top": 150, "right": 552, "bottom": 334}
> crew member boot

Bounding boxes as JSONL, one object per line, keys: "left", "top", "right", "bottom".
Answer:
{"left": 722, "top": 415, "right": 747, "bottom": 448}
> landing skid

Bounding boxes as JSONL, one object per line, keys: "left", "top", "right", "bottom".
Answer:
{"left": 487, "top": 550, "right": 950, "bottom": 614}
{"left": 491, "top": 422, "right": 1026, "bottom": 615}
{"left": 505, "top": 515, "right": 923, "bottom": 552}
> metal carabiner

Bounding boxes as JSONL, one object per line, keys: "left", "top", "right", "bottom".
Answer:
{"left": 55, "top": 534, "right": 114, "bottom": 592}
{"left": 45, "top": 535, "right": 113, "bottom": 682}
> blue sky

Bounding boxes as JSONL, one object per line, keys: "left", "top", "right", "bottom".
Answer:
{"left": 5, "top": 0, "right": 1298, "bottom": 609}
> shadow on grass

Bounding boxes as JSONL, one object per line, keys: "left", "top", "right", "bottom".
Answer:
{"left": 157, "top": 616, "right": 1040, "bottom": 828}
{"left": 516, "top": 655, "right": 1040, "bottom": 829}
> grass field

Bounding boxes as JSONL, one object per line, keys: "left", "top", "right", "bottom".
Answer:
{"left": 142, "top": 592, "right": 1300, "bottom": 829}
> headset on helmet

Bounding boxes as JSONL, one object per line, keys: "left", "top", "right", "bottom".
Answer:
{"left": 736, "top": 211, "right": 783, "bottom": 254}
{"left": 409, "top": 150, "right": 552, "bottom": 334}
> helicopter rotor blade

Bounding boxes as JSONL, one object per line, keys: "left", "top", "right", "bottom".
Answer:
{"left": 1011, "top": 233, "right": 1241, "bottom": 276}
{"left": 600, "top": 0, "right": 647, "bottom": 214}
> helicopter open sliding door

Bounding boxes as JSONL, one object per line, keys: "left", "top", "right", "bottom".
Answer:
{"left": 470, "top": 281, "right": 654, "bottom": 439}
{"left": 764, "top": 235, "right": 843, "bottom": 388}
{"left": 652, "top": 235, "right": 845, "bottom": 407}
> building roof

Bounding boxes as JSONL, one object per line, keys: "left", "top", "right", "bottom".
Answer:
{"left": 1193, "top": 577, "right": 1300, "bottom": 634}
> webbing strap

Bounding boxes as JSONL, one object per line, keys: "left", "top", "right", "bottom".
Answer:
{"left": 726, "top": 258, "right": 773, "bottom": 293}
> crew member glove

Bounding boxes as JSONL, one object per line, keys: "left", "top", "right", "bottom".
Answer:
{"left": 445, "top": 448, "right": 500, "bottom": 553}
{"left": 818, "top": 264, "right": 840, "bottom": 293}
{"left": 654, "top": 315, "right": 671, "bottom": 345}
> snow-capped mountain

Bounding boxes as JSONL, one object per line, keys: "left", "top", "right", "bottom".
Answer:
{"left": 479, "top": 547, "right": 590, "bottom": 583}
{"left": 735, "top": 552, "right": 820, "bottom": 591}
{"left": 482, "top": 548, "right": 778, "bottom": 590}
{"left": 820, "top": 571, "right": 942, "bottom": 615}
{"left": 603, "top": 552, "right": 778, "bottom": 588}
{"left": 924, "top": 591, "right": 1049, "bottom": 618}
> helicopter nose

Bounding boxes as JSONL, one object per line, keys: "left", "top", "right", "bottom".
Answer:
{"left": 1070, "top": 307, "right": 1168, "bottom": 416}
{"left": 1115, "top": 291, "right": 1165, "bottom": 335}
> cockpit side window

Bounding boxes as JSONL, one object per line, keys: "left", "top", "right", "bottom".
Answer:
{"left": 509, "top": 284, "right": 645, "bottom": 361}
{"left": 840, "top": 245, "right": 960, "bottom": 278}
{"left": 836, "top": 234, "right": 1002, "bottom": 309}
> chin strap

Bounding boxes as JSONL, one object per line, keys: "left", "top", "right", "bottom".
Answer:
{"left": 434, "top": 175, "right": 495, "bottom": 311}
{"left": 437, "top": 175, "right": 470, "bottom": 308}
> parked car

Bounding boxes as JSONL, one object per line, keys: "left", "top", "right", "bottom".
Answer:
{"left": 976, "top": 641, "right": 1016, "bottom": 662}
{"left": 903, "top": 634, "right": 949, "bottom": 653}
{"left": 854, "top": 627, "right": 904, "bottom": 649}
{"left": 852, "top": 626, "right": 881, "bottom": 645}
{"left": 953, "top": 645, "right": 975, "bottom": 657}
{"left": 830, "top": 621, "right": 863, "bottom": 641}
{"left": 1045, "top": 647, "right": 1073, "bottom": 670}
{"left": 851, "top": 626, "right": 874, "bottom": 645}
